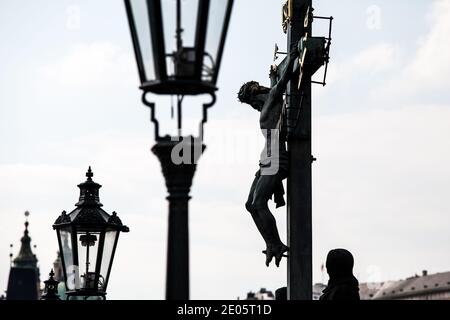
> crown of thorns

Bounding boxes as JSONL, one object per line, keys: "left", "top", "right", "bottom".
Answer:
{"left": 237, "top": 81, "right": 261, "bottom": 104}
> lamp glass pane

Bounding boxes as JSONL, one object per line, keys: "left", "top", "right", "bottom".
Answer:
{"left": 203, "top": 0, "right": 228, "bottom": 81}
{"left": 77, "top": 231, "right": 100, "bottom": 290}
{"left": 162, "top": 0, "right": 199, "bottom": 78}
{"left": 59, "top": 229, "right": 74, "bottom": 289}
{"left": 99, "top": 230, "right": 117, "bottom": 290}
{"left": 130, "top": 0, "right": 155, "bottom": 81}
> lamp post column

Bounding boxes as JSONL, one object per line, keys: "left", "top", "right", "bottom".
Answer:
{"left": 152, "top": 138, "right": 205, "bottom": 300}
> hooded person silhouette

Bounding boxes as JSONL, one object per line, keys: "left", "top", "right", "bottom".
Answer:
{"left": 320, "top": 249, "right": 360, "bottom": 300}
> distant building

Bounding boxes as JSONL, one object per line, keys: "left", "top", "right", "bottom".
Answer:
{"left": 52, "top": 251, "right": 67, "bottom": 300}
{"left": 53, "top": 252, "right": 64, "bottom": 282}
{"left": 365, "top": 270, "right": 450, "bottom": 300}
{"left": 359, "top": 282, "right": 382, "bottom": 300}
{"left": 242, "top": 271, "right": 450, "bottom": 301}
{"left": 312, "top": 270, "right": 450, "bottom": 300}
{"left": 6, "top": 213, "right": 41, "bottom": 300}
{"left": 242, "top": 284, "right": 326, "bottom": 300}
{"left": 243, "top": 288, "right": 275, "bottom": 300}
{"left": 313, "top": 283, "right": 327, "bottom": 300}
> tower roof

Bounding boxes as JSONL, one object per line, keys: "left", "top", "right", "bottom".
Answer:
{"left": 13, "top": 211, "right": 38, "bottom": 268}
{"left": 7, "top": 211, "right": 40, "bottom": 300}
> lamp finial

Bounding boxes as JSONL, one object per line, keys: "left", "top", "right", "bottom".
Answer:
{"left": 86, "top": 166, "right": 94, "bottom": 181}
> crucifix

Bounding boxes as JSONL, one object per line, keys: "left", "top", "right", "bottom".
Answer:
{"left": 239, "top": 0, "right": 333, "bottom": 300}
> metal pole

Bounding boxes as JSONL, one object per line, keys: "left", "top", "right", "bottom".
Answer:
{"left": 286, "top": 0, "right": 313, "bottom": 300}
{"left": 178, "top": 95, "right": 183, "bottom": 136}
{"left": 176, "top": 0, "right": 183, "bottom": 51}
{"left": 152, "top": 138, "right": 204, "bottom": 300}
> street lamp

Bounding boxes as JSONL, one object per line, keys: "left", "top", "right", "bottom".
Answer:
{"left": 53, "top": 167, "right": 129, "bottom": 300}
{"left": 124, "top": 0, "right": 234, "bottom": 300}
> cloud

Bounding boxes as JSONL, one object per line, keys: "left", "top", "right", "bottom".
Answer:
{"left": 313, "top": 105, "right": 450, "bottom": 283}
{"left": 327, "top": 43, "right": 401, "bottom": 85}
{"left": 402, "top": 0, "right": 450, "bottom": 90}
{"left": 375, "top": 0, "right": 450, "bottom": 102}
{"left": 37, "top": 42, "right": 135, "bottom": 90}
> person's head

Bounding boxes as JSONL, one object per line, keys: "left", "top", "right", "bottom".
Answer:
{"left": 275, "top": 287, "right": 287, "bottom": 300}
{"left": 326, "top": 249, "right": 354, "bottom": 279}
{"left": 237, "top": 81, "right": 270, "bottom": 111}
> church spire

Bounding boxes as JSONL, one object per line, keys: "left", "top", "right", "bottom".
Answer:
{"left": 13, "top": 211, "right": 38, "bottom": 268}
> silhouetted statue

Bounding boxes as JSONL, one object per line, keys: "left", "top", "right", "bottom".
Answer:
{"left": 320, "top": 249, "right": 360, "bottom": 300}
{"left": 239, "top": 48, "right": 299, "bottom": 267}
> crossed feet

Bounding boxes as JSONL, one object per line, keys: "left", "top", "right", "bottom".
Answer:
{"left": 262, "top": 243, "right": 289, "bottom": 267}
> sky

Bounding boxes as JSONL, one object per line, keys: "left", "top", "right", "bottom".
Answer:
{"left": 1, "top": 0, "right": 449, "bottom": 299}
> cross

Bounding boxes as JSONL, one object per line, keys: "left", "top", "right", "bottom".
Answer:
{"left": 274, "top": 0, "right": 313, "bottom": 300}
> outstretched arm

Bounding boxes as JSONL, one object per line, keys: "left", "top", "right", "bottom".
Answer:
{"left": 271, "top": 48, "right": 299, "bottom": 99}
{"left": 260, "top": 49, "right": 299, "bottom": 126}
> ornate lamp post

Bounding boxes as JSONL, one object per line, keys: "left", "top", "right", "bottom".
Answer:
{"left": 124, "top": 0, "right": 234, "bottom": 299}
{"left": 53, "top": 167, "right": 129, "bottom": 300}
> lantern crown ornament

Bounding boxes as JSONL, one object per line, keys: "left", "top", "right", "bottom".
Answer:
{"left": 41, "top": 269, "right": 60, "bottom": 300}
{"left": 53, "top": 167, "right": 129, "bottom": 300}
